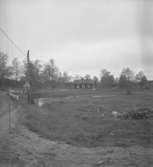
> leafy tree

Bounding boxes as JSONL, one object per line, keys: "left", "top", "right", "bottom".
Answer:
{"left": 135, "top": 71, "right": 145, "bottom": 82}
{"left": 135, "top": 71, "right": 148, "bottom": 88}
{"left": 0, "top": 52, "right": 14, "bottom": 88}
{"left": 93, "top": 76, "right": 98, "bottom": 88}
{"left": 0, "top": 52, "right": 8, "bottom": 79}
{"left": 140, "top": 76, "right": 148, "bottom": 88}
{"left": 119, "top": 67, "right": 134, "bottom": 94}
{"left": 119, "top": 75, "right": 127, "bottom": 88}
{"left": 100, "top": 69, "right": 115, "bottom": 87}
{"left": 0, "top": 52, "right": 12, "bottom": 79}
{"left": 120, "top": 67, "right": 134, "bottom": 81}
{"left": 23, "top": 59, "right": 42, "bottom": 88}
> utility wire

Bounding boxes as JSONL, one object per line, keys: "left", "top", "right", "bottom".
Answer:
{"left": 0, "top": 26, "right": 25, "bottom": 56}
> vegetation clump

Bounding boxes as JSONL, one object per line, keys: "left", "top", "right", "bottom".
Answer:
{"left": 121, "top": 108, "right": 153, "bottom": 120}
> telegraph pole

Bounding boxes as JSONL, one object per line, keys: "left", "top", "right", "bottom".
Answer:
{"left": 27, "top": 50, "right": 32, "bottom": 104}
{"left": 27, "top": 50, "right": 30, "bottom": 68}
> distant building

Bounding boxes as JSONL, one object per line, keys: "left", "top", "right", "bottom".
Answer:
{"left": 73, "top": 79, "right": 95, "bottom": 89}
{"left": 148, "top": 80, "right": 153, "bottom": 88}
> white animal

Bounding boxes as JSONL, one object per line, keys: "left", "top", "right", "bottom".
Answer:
{"left": 112, "top": 111, "right": 120, "bottom": 118}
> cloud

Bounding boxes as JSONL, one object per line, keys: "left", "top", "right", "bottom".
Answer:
{"left": 40, "top": 37, "right": 142, "bottom": 76}
{"left": 0, "top": 0, "right": 142, "bottom": 43}
{"left": 0, "top": 0, "right": 153, "bottom": 79}
{"left": 141, "top": 36, "right": 153, "bottom": 66}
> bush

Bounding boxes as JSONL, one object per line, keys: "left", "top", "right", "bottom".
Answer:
{"left": 121, "top": 108, "right": 153, "bottom": 120}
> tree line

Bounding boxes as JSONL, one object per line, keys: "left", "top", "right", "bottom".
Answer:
{"left": 100, "top": 68, "right": 148, "bottom": 94}
{"left": 0, "top": 51, "right": 72, "bottom": 89}
{"left": 0, "top": 51, "right": 149, "bottom": 91}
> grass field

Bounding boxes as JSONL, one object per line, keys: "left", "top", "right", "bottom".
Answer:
{"left": 22, "top": 88, "right": 153, "bottom": 148}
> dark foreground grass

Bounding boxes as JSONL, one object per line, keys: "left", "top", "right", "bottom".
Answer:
{"left": 23, "top": 89, "right": 153, "bottom": 148}
{"left": 0, "top": 136, "right": 24, "bottom": 167}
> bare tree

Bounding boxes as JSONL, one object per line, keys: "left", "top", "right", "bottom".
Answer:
{"left": 84, "top": 74, "right": 91, "bottom": 80}
{"left": 42, "top": 59, "right": 59, "bottom": 81}
{"left": 12, "top": 57, "right": 20, "bottom": 81}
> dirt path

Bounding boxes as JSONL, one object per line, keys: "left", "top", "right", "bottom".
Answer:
{"left": 0, "top": 93, "right": 11, "bottom": 136}
{"left": 12, "top": 125, "right": 153, "bottom": 167}
{"left": 0, "top": 101, "right": 18, "bottom": 136}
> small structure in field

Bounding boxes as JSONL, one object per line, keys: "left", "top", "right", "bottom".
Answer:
{"left": 73, "top": 79, "right": 95, "bottom": 89}
{"left": 8, "top": 89, "right": 20, "bottom": 101}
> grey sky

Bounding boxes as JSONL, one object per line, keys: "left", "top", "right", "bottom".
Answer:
{"left": 0, "top": 0, "right": 153, "bottom": 78}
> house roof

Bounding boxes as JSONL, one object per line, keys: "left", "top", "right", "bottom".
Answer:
{"left": 73, "top": 79, "right": 94, "bottom": 84}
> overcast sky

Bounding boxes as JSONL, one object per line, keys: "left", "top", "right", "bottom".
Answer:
{"left": 0, "top": 0, "right": 153, "bottom": 78}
